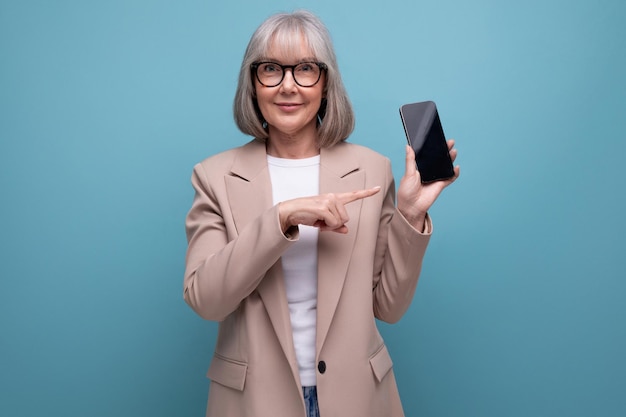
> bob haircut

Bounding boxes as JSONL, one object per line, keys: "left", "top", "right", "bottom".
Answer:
{"left": 233, "top": 10, "right": 355, "bottom": 148}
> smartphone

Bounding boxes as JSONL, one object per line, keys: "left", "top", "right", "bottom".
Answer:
{"left": 399, "top": 101, "right": 455, "bottom": 183}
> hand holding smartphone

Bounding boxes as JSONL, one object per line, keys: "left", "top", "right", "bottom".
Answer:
{"left": 399, "top": 101, "right": 455, "bottom": 183}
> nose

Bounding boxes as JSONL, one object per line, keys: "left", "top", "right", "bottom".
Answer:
{"left": 279, "top": 68, "right": 297, "bottom": 91}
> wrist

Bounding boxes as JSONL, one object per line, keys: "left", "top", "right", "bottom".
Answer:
{"left": 399, "top": 209, "right": 427, "bottom": 232}
{"left": 278, "top": 202, "right": 290, "bottom": 232}
{"left": 278, "top": 202, "right": 298, "bottom": 238}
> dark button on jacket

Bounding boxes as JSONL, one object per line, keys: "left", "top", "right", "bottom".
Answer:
{"left": 317, "top": 361, "right": 326, "bottom": 374}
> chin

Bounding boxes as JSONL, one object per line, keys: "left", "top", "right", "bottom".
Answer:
{"left": 273, "top": 120, "right": 316, "bottom": 135}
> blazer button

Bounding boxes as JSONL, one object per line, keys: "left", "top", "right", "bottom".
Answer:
{"left": 317, "top": 361, "right": 326, "bottom": 374}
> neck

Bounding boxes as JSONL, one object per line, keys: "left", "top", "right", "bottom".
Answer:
{"left": 266, "top": 129, "right": 320, "bottom": 159}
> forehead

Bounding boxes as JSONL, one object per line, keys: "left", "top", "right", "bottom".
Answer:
{"left": 262, "top": 31, "right": 317, "bottom": 62}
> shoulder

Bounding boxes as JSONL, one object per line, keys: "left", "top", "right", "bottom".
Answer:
{"left": 193, "top": 139, "right": 265, "bottom": 179}
{"left": 330, "top": 141, "right": 391, "bottom": 172}
{"left": 334, "top": 141, "right": 388, "bottom": 160}
{"left": 194, "top": 139, "right": 255, "bottom": 167}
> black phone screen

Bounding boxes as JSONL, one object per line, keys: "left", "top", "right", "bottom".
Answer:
{"left": 399, "top": 101, "right": 455, "bottom": 183}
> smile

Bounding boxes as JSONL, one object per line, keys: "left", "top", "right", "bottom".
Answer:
{"left": 276, "top": 103, "right": 302, "bottom": 112}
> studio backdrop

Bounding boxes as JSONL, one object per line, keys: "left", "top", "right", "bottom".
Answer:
{"left": 1, "top": 0, "right": 624, "bottom": 416}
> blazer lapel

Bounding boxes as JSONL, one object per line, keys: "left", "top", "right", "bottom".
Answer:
{"left": 225, "top": 139, "right": 272, "bottom": 235}
{"left": 316, "top": 143, "right": 365, "bottom": 353}
{"left": 224, "top": 139, "right": 300, "bottom": 383}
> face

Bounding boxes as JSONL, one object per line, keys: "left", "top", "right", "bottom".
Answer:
{"left": 253, "top": 37, "right": 325, "bottom": 140}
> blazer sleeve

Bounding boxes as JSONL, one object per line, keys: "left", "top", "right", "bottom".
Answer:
{"left": 183, "top": 163, "right": 296, "bottom": 322}
{"left": 371, "top": 158, "right": 432, "bottom": 323}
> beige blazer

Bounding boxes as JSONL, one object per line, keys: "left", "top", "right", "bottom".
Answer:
{"left": 184, "top": 139, "right": 431, "bottom": 417}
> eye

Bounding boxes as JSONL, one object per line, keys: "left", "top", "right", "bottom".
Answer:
{"left": 261, "top": 63, "right": 280, "bottom": 73}
{"left": 297, "top": 63, "right": 315, "bottom": 73}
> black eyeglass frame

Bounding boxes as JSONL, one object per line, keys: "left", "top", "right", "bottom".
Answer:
{"left": 251, "top": 61, "right": 328, "bottom": 87}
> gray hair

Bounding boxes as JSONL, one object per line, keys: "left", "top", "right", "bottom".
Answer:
{"left": 233, "top": 10, "right": 354, "bottom": 147}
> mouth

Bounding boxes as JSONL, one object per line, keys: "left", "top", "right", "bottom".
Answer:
{"left": 276, "top": 102, "right": 302, "bottom": 111}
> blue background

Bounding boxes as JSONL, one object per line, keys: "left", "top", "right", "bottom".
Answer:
{"left": 1, "top": 0, "right": 624, "bottom": 416}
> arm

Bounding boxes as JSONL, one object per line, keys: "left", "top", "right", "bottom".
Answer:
{"left": 183, "top": 164, "right": 295, "bottom": 321}
{"left": 371, "top": 160, "right": 432, "bottom": 323}
{"left": 373, "top": 142, "right": 459, "bottom": 322}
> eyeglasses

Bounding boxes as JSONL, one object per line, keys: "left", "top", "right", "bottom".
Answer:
{"left": 251, "top": 61, "right": 327, "bottom": 87}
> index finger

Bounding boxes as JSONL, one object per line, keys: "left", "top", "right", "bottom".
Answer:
{"left": 338, "top": 186, "right": 381, "bottom": 205}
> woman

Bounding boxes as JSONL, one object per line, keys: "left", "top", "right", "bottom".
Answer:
{"left": 184, "top": 10, "right": 459, "bottom": 417}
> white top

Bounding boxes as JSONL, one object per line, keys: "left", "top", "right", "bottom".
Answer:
{"left": 267, "top": 154, "right": 320, "bottom": 387}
